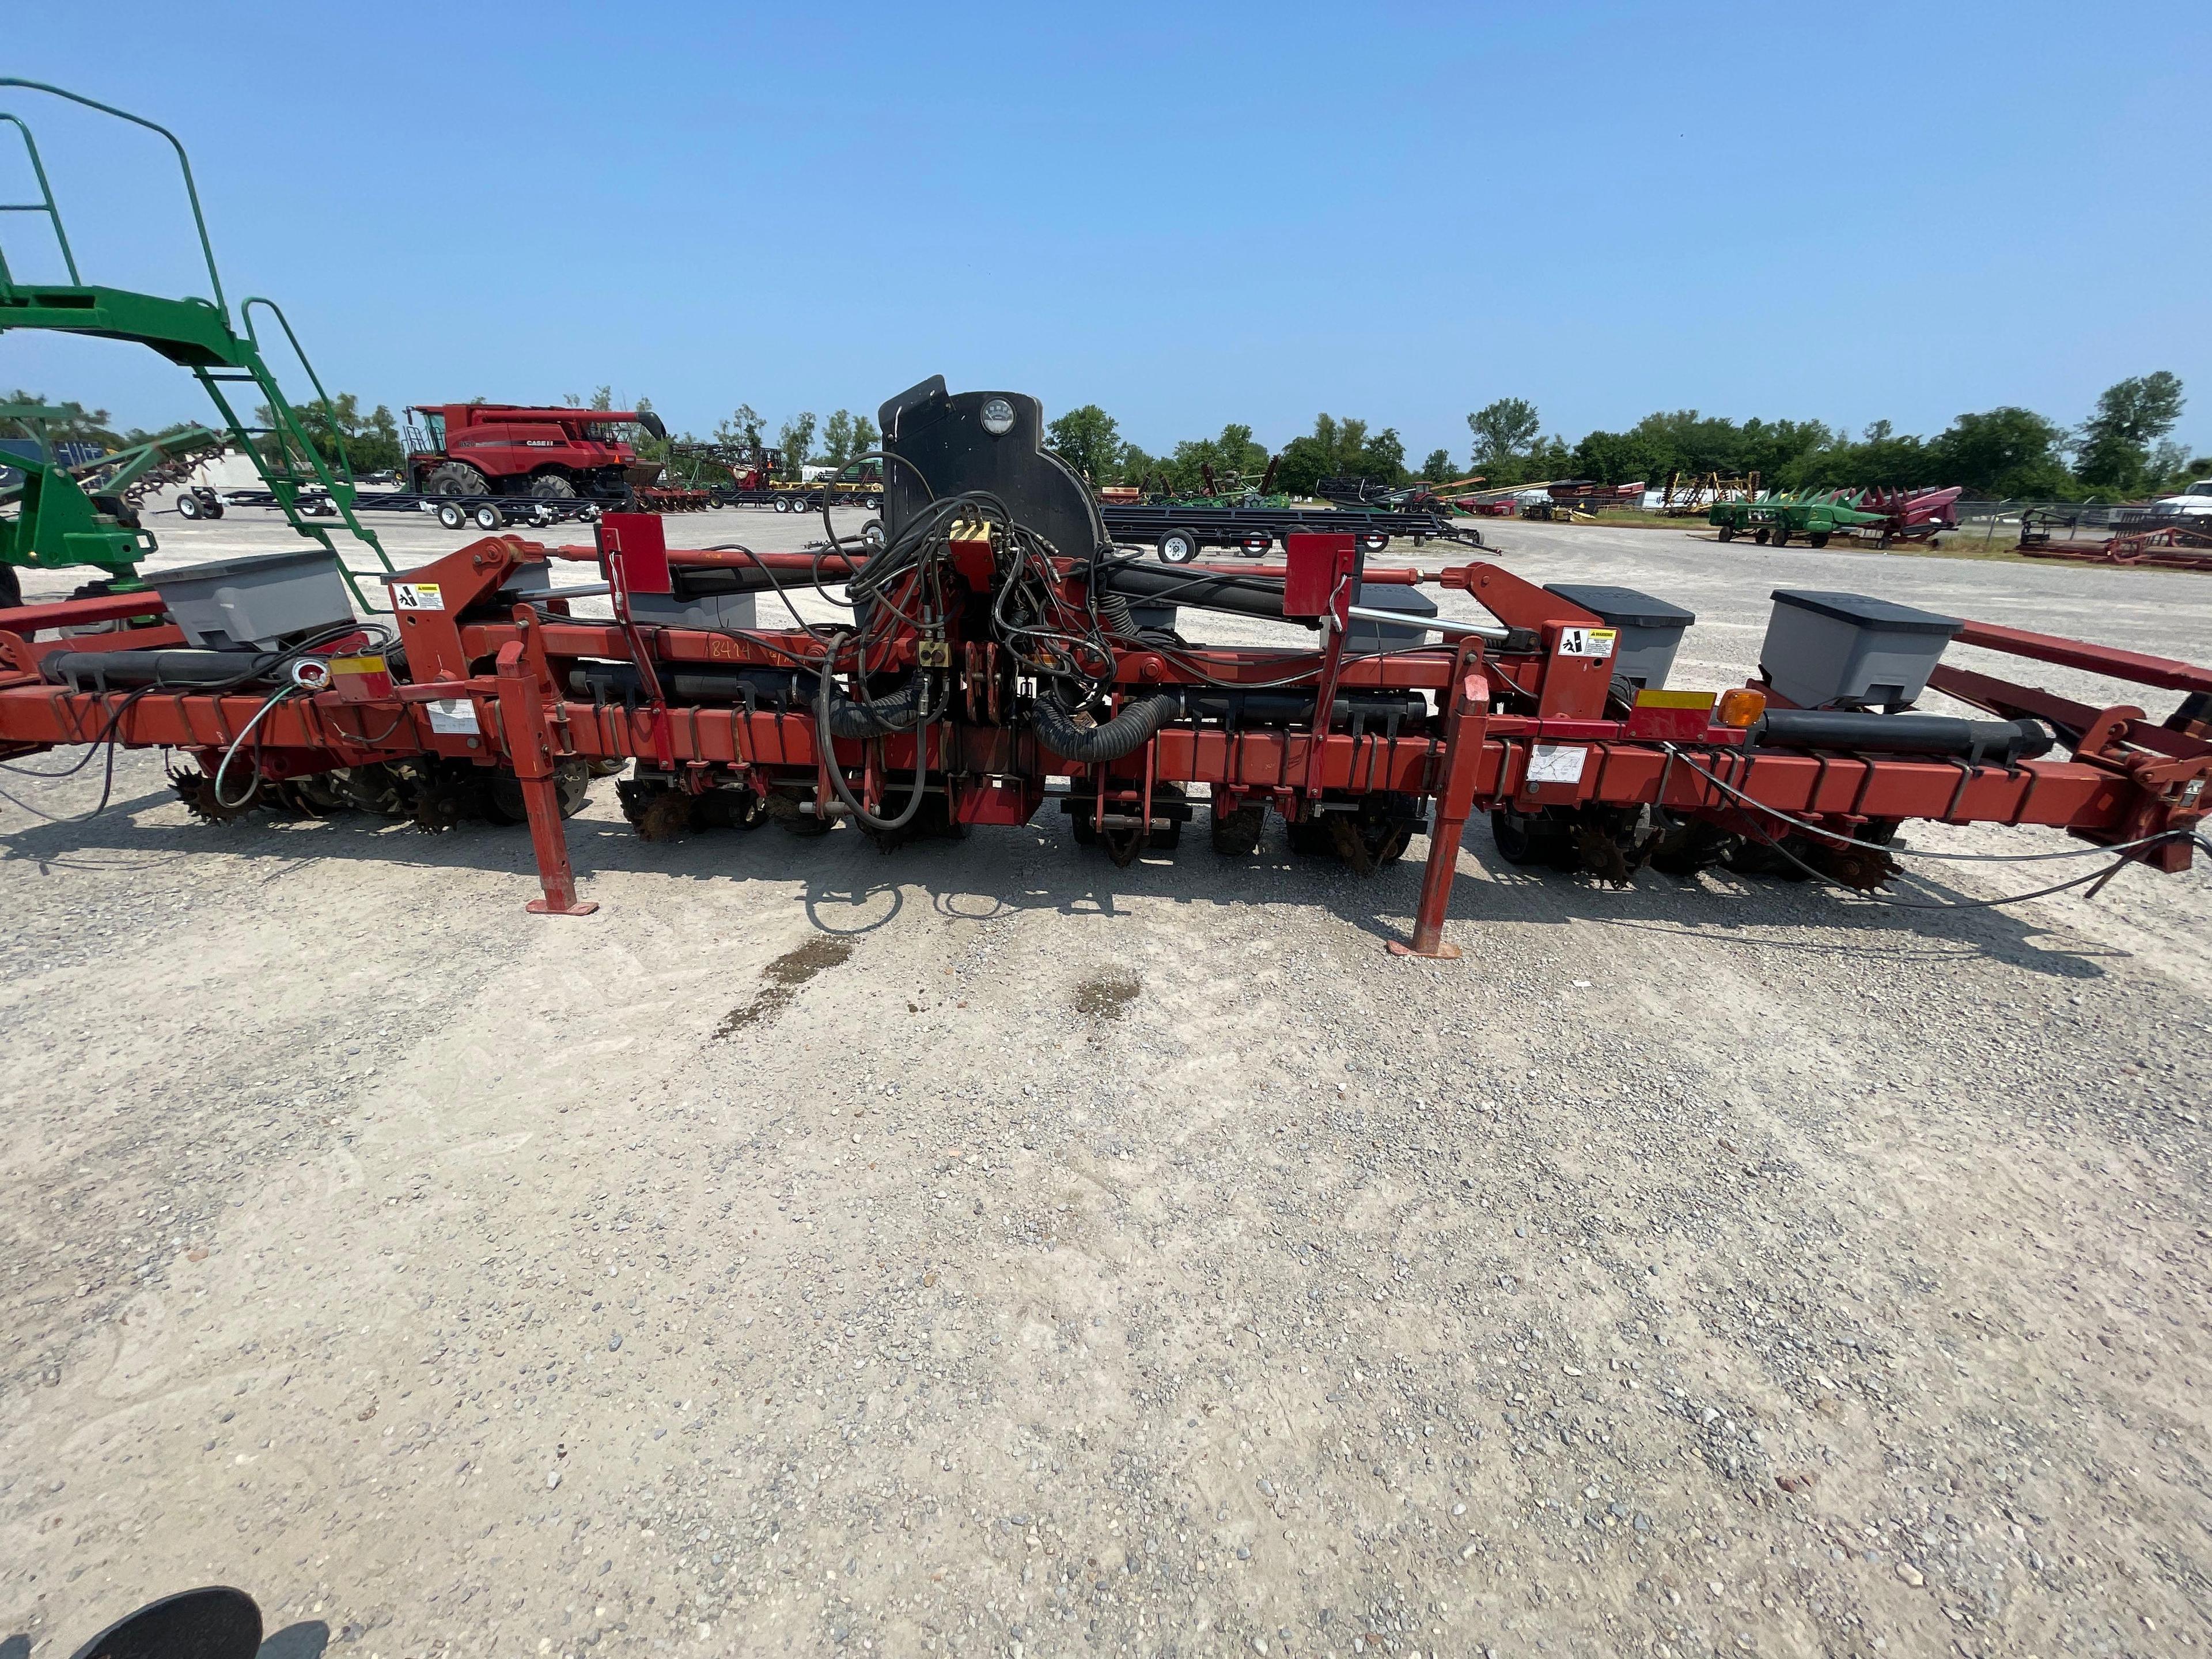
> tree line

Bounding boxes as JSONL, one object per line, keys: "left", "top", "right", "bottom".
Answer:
{"left": 1047, "top": 371, "right": 2205, "bottom": 502}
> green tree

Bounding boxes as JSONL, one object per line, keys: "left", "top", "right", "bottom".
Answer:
{"left": 777, "top": 411, "right": 817, "bottom": 470}
{"left": 1421, "top": 448, "right": 1455, "bottom": 482}
{"left": 1466, "top": 397, "right": 1542, "bottom": 480}
{"left": 1045, "top": 404, "right": 1122, "bottom": 483}
{"left": 1274, "top": 414, "right": 1406, "bottom": 495}
{"left": 2075, "top": 372, "right": 2184, "bottom": 495}
{"left": 251, "top": 391, "right": 404, "bottom": 473}
{"left": 1, "top": 391, "right": 125, "bottom": 450}
{"left": 714, "top": 404, "right": 767, "bottom": 454}
{"left": 1928, "top": 407, "right": 2073, "bottom": 498}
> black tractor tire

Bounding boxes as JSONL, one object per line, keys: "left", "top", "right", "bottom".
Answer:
{"left": 1157, "top": 528, "right": 1200, "bottom": 565}
{"left": 425, "top": 461, "right": 492, "bottom": 498}
{"left": 529, "top": 474, "right": 579, "bottom": 500}
{"left": 472, "top": 503, "right": 503, "bottom": 531}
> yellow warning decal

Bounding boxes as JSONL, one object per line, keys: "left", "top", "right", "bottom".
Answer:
{"left": 1631, "top": 688, "right": 1716, "bottom": 710}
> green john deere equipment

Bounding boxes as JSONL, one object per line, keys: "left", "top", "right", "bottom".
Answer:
{"left": 0, "top": 80, "right": 389, "bottom": 605}
{"left": 1709, "top": 488, "right": 1885, "bottom": 550}
{"left": 0, "top": 402, "right": 229, "bottom": 603}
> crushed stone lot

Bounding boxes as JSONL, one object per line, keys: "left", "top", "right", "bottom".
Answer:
{"left": 2, "top": 503, "right": 2208, "bottom": 1658}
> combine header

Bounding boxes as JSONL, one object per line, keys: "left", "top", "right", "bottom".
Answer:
{"left": 3, "top": 378, "right": 2206, "bottom": 953}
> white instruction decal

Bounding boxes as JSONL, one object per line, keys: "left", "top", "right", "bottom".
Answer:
{"left": 1557, "top": 627, "right": 1616, "bottom": 658}
{"left": 392, "top": 581, "right": 444, "bottom": 611}
{"left": 1527, "top": 743, "right": 1588, "bottom": 785}
{"left": 427, "top": 698, "right": 479, "bottom": 734}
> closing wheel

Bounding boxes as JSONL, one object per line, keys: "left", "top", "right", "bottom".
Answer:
{"left": 425, "top": 461, "right": 491, "bottom": 497}
{"left": 1157, "top": 528, "right": 1200, "bottom": 564}
{"left": 436, "top": 502, "right": 466, "bottom": 530}
{"left": 529, "top": 473, "right": 578, "bottom": 499}
{"left": 472, "top": 502, "right": 503, "bottom": 530}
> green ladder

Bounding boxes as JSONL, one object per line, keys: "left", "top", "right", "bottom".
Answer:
{"left": 0, "top": 79, "right": 392, "bottom": 606}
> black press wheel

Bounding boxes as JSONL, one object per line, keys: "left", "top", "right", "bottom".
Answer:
{"left": 1157, "top": 528, "right": 1200, "bottom": 564}
{"left": 1209, "top": 802, "right": 1264, "bottom": 856}
{"left": 1490, "top": 804, "right": 1578, "bottom": 872}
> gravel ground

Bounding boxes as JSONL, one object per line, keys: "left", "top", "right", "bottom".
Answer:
{"left": 1, "top": 499, "right": 2207, "bottom": 1659}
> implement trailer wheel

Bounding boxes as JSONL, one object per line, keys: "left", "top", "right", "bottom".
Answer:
{"left": 1157, "top": 528, "right": 1200, "bottom": 564}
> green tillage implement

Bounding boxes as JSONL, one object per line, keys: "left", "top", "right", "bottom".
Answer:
{"left": 0, "top": 80, "right": 390, "bottom": 605}
{"left": 1709, "top": 489, "right": 1887, "bottom": 549}
{"left": 1, "top": 406, "right": 227, "bottom": 587}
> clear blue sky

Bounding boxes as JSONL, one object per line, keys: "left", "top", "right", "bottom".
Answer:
{"left": 4, "top": 1, "right": 2207, "bottom": 463}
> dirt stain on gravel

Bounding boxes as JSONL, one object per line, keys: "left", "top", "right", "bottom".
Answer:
{"left": 1074, "top": 969, "right": 1142, "bottom": 1020}
{"left": 716, "top": 937, "right": 854, "bottom": 1036}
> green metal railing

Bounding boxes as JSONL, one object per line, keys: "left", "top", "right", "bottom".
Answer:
{"left": 0, "top": 79, "right": 391, "bottom": 602}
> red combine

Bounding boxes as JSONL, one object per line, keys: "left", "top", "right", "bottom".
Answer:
{"left": 403, "top": 404, "right": 669, "bottom": 503}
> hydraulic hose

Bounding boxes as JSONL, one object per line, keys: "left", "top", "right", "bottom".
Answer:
{"left": 1029, "top": 691, "right": 1182, "bottom": 764}
{"left": 821, "top": 676, "right": 931, "bottom": 738}
{"left": 812, "top": 631, "right": 932, "bottom": 833}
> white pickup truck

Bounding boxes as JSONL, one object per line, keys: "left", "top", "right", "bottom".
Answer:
{"left": 2156, "top": 479, "right": 2212, "bottom": 514}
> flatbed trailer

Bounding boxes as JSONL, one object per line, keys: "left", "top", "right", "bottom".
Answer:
{"left": 190, "top": 487, "right": 603, "bottom": 532}
{"left": 1100, "top": 502, "right": 1481, "bottom": 562}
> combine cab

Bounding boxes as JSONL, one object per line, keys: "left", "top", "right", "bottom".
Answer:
{"left": 403, "top": 404, "right": 668, "bottom": 503}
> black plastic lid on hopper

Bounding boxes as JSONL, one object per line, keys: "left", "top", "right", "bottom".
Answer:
{"left": 1543, "top": 583, "right": 1695, "bottom": 628}
{"left": 1770, "top": 589, "right": 1962, "bottom": 636}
